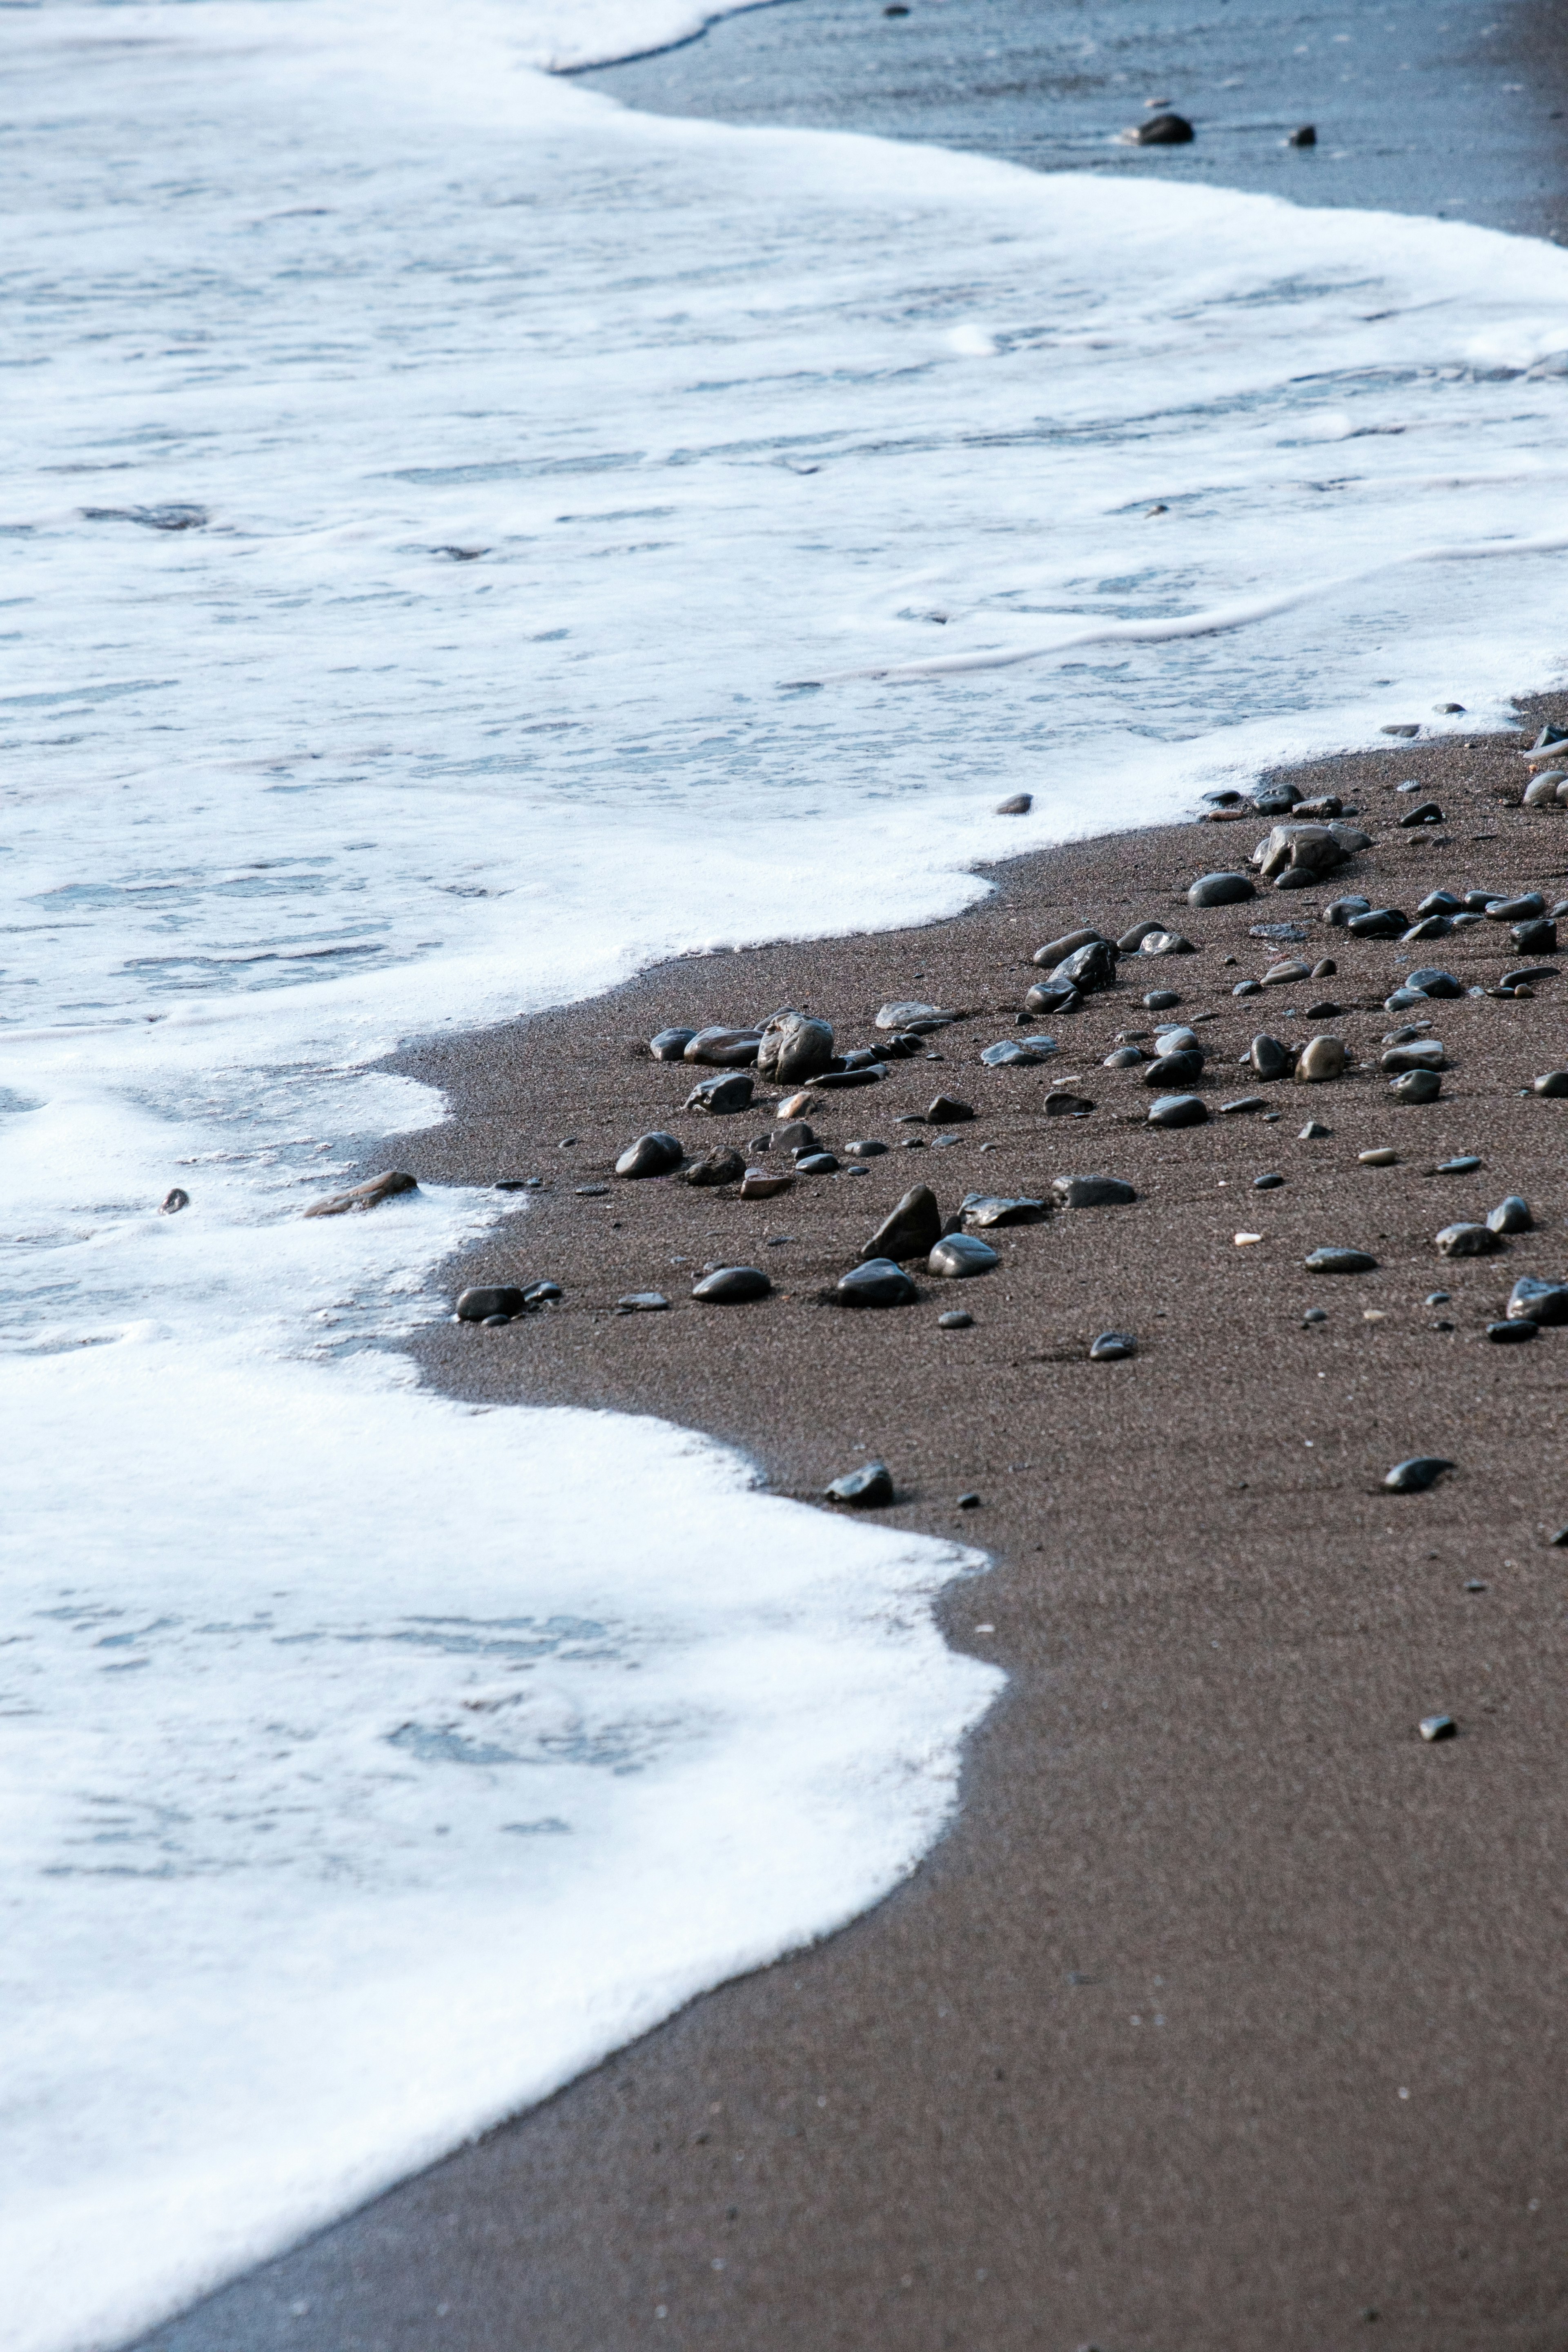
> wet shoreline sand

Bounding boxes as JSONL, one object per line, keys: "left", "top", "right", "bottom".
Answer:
{"left": 146, "top": 708, "right": 1568, "bottom": 2350}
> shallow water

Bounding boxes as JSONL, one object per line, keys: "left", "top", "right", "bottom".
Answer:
{"left": 7, "top": 3, "right": 1568, "bottom": 2345}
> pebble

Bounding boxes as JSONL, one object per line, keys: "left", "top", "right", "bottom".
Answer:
{"left": 1425, "top": 1290, "right": 1450, "bottom": 1306}
{"left": 1263, "top": 959, "right": 1313, "bottom": 986}
{"left": 691, "top": 1266, "right": 772, "bottom": 1303}
{"left": 1221, "top": 1096, "right": 1267, "bottom": 1114}
{"left": 1295, "top": 1035, "right": 1347, "bottom": 1082}
{"left": 1302, "top": 1307, "right": 1328, "bottom": 1324}
{"left": 1488, "top": 1318, "right": 1537, "bottom": 1343}
{"left": 1401, "top": 915, "right": 1451, "bottom": 942}
{"left": 494, "top": 1177, "right": 543, "bottom": 1192}
{"left": 757, "top": 1011, "right": 836, "bottom": 1084}
{"left": 875, "top": 1001, "right": 956, "bottom": 1032}
{"left": 1051, "top": 1174, "right": 1136, "bottom": 1207}
{"left": 1117, "top": 920, "right": 1170, "bottom": 952}
{"left": 1253, "top": 783, "right": 1303, "bottom": 815}
{"left": 814, "top": 1065, "right": 886, "bottom": 1091}
{"left": 1143, "top": 988, "right": 1181, "bottom": 1010}
{"left": 962, "top": 1191, "right": 1046, "bottom": 1225}
{"left": 1147, "top": 1093, "right": 1207, "bottom": 1127}
{"left": 1514, "top": 917, "right": 1559, "bottom": 953}
{"left": 457, "top": 1285, "right": 528, "bottom": 1321}
{"left": 1533, "top": 1071, "right": 1568, "bottom": 1096}
{"left": 1103, "top": 1045, "right": 1146, "bottom": 1068}
{"left": 795, "top": 1152, "right": 840, "bottom": 1174}
{"left": 1253, "top": 1172, "right": 1285, "bottom": 1190}
{"left": 302, "top": 1169, "right": 419, "bottom": 1219}
{"left": 615, "top": 1131, "right": 684, "bottom": 1179}
{"left": 683, "top": 1026, "right": 762, "bottom": 1066}
{"left": 1404, "top": 967, "right": 1463, "bottom": 998}
{"left": 957, "top": 1492, "right": 982, "bottom": 1510}
{"left": 1487, "top": 1195, "right": 1532, "bottom": 1234}
{"left": 1381, "top": 1040, "right": 1445, "bottom": 1073}
{"left": 160, "top": 1187, "right": 189, "bottom": 1214}
{"left": 1384, "top": 1023, "right": 1432, "bottom": 1045}
{"left": 1323, "top": 897, "right": 1373, "bottom": 927}
{"left": 1487, "top": 892, "right": 1546, "bottom": 922}
{"left": 1250, "top": 1033, "right": 1291, "bottom": 1080}
{"left": 1288, "top": 122, "right": 1318, "bottom": 145}
{"left": 1089, "top": 1330, "right": 1137, "bottom": 1360}
{"left": 1232, "top": 979, "right": 1263, "bottom": 998}
{"left": 1385, "top": 1457, "right": 1455, "bottom": 1492}
{"left": 938, "top": 1309, "right": 974, "bottom": 1329}
{"left": 525, "top": 1280, "right": 563, "bottom": 1303}
{"left": 1298, "top": 1120, "right": 1331, "bottom": 1139}
{"left": 1436, "top": 1222, "right": 1502, "bottom": 1257}
{"left": 1032, "top": 927, "right": 1106, "bottom": 968}
{"left": 1347, "top": 908, "right": 1408, "bottom": 938}
{"left": 1025, "top": 981, "right": 1082, "bottom": 1016}
{"left": 1380, "top": 722, "right": 1421, "bottom": 738}
{"left": 1418, "top": 1713, "right": 1458, "bottom": 1742}
{"left": 574, "top": 1183, "right": 610, "bottom": 1197}
{"left": 1049, "top": 939, "right": 1119, "bottom": 993}
{"left": 771, "top": 1119, "right": 816, "bottom": 1151}
{"left": 929, "top": 1233, "right": 1000, "bottom": 1278}
{"left": 1501, "top": 966, "right": 1561, "bottom": 989}
{"left": 1359, "top": 1148, "right": 1399, "bottom": 1167}
{"left": 649, "top": 1027, "right": 698, "bottom": 1061}
{"left": 1305, "top": 1246, "right": 1378, "bottom": 1273}
{"left": 1508, "top": 1274, "right": 1568, "bottom": 1323}
{"left": 1128, "top": 110, "right": 1194, "bottom": 143}
{"left": 1044, "top": 1089, "right": 1096, "bottom": 1116}
{"left": 1142, "top": 1049, "right": 1203, "bottom": 1085}
{"left": 684, "top": 1071, "right": 755, "bottom": 1114}
{"left": 825, "top": 1460, "right": 894, "bottom": 1506}
{"left": 844, "top": 1138, "right": 888, "bottom": 1158}
{"left": 739, "top": 1167, "right": 794, "bottom": 1199}
{"left": 685, "top": 1146, "right": 746, "bottom": 1188}
{"left": 837, "top": 1257, "right": 920, "bottom": 1307}
{"left": 981, "top": 1037, "right": 1057, "bottom": 1066}
{"left": 1188, "top": 871, "right": 1255, "bottom": 907}
{"left": 1390, "top": 1069, "right": 1442, "bottom": 1103}
{"left": 479, "top": 1314, "right": 512, "bottom": 1328}
{"left": 1384, "top": 987, "right": 1432, "bottom": 1013}
{"left": 616, "top": 1292, "right": 670, "bottom": 1313}
{"left": 863, "top": 1183, "right": 942, "bottom": 1261}
{"left": 1139, "top": 930, "right": 1196, "bottom": 956}
{"left": 996, "top": 792, "right": 1033, "bottom": 815}
{"left": 927, "top": 1094, "right": 974, "bottom": 1123}
{"left": 1397, "top": 801, "right": 1444, "bottom": 828}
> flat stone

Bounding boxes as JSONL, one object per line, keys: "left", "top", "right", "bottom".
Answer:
{"left": 684, "top": 1146, "right": 746, "bottom": 1187}
{"left": 1418, "top": 1713, "right": 1458, "bottom": 1741}
{"left": 649, "top": 1027, "right": 697, "bottom": 1061}
{"left": 524, "top": 1281, "right": 563, "bottom": 1304}
{"left": 1488, "top": 1195, "right": 1532, "bottom": 1234}
{"left": 1380, "top": 722, "right": 1421, "bottom": 737}
{"left": 1501, "top": 967, "right": 1561, "bottom": 989}
{"left": 1390, "top": 1069, "right": 1442, "bottom": 1103}
{"left": 1381, "top": 1040, "right": 1445, "bottom": 1072}
{"left": 1232, "top": 980, "right": 1263, "bottom": 998}
{"left": 1089, "top": 1330, "right": 1137, "bottom": 1360}
{"left": 795, "top": 1152, "right": 840, "bottom": 1174}
{"left": 837, "top": 1256, "right": 920, "bottom": 1307}
{"left": 875, "top": 1001, "right": 956, "bottom": 1032}
{"left": 615, "top": 1130, "right": 684, "bottom": 1179}
{"left": 303, "top": 1169, "right": 419, "bottom": 1219}
{"left": 1262, "top": 960, "right": 1313, "bottom": 985}
{"left": 1435, "top": 1156, "right": 1481, "bottom": 1172}
{"left": 1253, "top": 1172, "right": 1285, "bottom": 1189}
{"left": 825, "top": 1460, "right": 894, "bottom": 1506}
{"left": 961, "top": 1192, "right": 1047, "bottom": 1226}
{"left": 1488, "top": 1318, "right": 1537, "bottom": 1343}
{"left": 1384, "top": 988, "right": 1432, "bottom": 1013}
{"left": 1305, "top": 1000, "right": 1343, "bottom": 1018}
{"left": 929, "top": 1233, "right": 999, "bottom": 1278}
{"left": 1397, "top": 800, "right": 1444, "bottom": 828}
{"left": 1417, "top": 891, "right": 1465, "bottom": 918}
{"left": 691, "top": 1265, "right": 773, "bottom": 1303}
{"left": 1296, "top": 1035, "right": 1347, "bottom": 1082}
{"left": 1487, "top": 892, "right": 1546, "bottom": 922}
{"left": 1250, "top": 921, "right": 1310, "bottom": 941}
{"left": 1435, "top": 1223, "right": 1503, "bottom": 1257}
{"left": 863, "top": 1184, "right": 942, "bottom": 1261}
{"left": 1044, "top": 1089, "right": 1096, "bottom": 1116}
{"left": 1138, "top": 930, "right": 1196, "bottom": 956}
{"left": 843, "top": 1138, "right": 889, "bottom": 1158}
{"left": 1305, "top": 1246, "right": 1378, "bottom": 1273}
{"left": 1346, "top": 908, "right": 1408, "bottom": 938}
{"left": 1404, "top": 967, "right": 1463, "bottom": 998}
{"left": 1385, "top": 1457, "right": 1454, "bottom": 1492}
{"left": 1128, "top": 109, "right": 1194, "bottom": 143}
{"left": 1189, "top": 871, "right": 1255, "bottom": 907}
{"left": 1533, "top": 1071, "right": 1568, "bottom": 1096}
{"left": 1143, "top": 989, "right": 1181, "bottom": 1010}
{"left": 1508, "top": 1274, "right": 1568, "bottom": 1323}
{"left": 812, "top": 1065, "right": 886, "bottom": 1091}
{"left": 1302, "top": 1306, "right": 1328, "bottom": 1324}
{"left": 995, "top": 792, "right": 1033, "bottom": 815}
{"left": 1401, "top": 916, "right": 1451, "bottom": 942}
{"left": 1051, "top": 1174, "right": 1136, "bottom": 1208}
{"left": 739, "top": 1167, "right": 795, "bottom": 1199}
{"left": 938, "top": 1309, "right": 974, "bottom": 1329}
{"left": 1103, "top": 1045, "right": 1146, "bottom": 1068}
{"left": 616, "top": 1292, "right": 670, "bottom": 1312}
{"left": 1359, "top": 1148, "right": 1399, "bottom": 1166}
{"left": 684, "top": 1071, "right": 755, "bottom": 1114}
{"left": 479, "top": 1314, "right": 512, "bottom": 1328}
{"left": 457, "top": 1285, "right": 529, "bottom": 1321}
{"left": 1032, "top": 927, "right": 1107, "bottom": 969}
{"left": 683, "top": 1025, "right": 762, "bottom": 1066}
{"left": 1298, "top": 1120, "right": 1331, "bottom": 1139}
{"left": 1220, "top": 1096, "right": 1267, "bottom": 1115}
{"left": 981, "top": 1037, "right": 1057, "bottom": 1066}
{"left": 927, "top": 1094, "right": 974, "bottom": 1123}
{"left": 1147, "top": 1093, "right": 1207, "bottom": 1128}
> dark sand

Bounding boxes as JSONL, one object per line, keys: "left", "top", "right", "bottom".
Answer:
{"left": 147, "top": 713, "right": 1568, "bottom": 2351}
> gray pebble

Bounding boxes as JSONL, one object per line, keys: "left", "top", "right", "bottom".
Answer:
{"left": 1390, "top": 1069, "right": 1442, "bottom": 1103}
{"left": 1189, "top": 871, "right": 1255, "bottom": 908}
{"left": 929, "top": 1233, "right": 1000, "bottom": 1278}
{"left": 1147, "top": 1093, "right": 1208, "bottom": 1128}
{"left": 837, "top": 1257, "right": 920, "bottom": 1307}
{"left": 1305, "top": 1246, "right": 1378, "bottom": 1273}
{"left": 1051, "top": 1174, "right": 1136, "bottom": 1208}
{"left": 691, "top": 1265, "right": 772, "bottom": 1303}
{"left": 649, "top": 1027, "right": 697, "bottom": 1061}
{"left": 1385, "top": 1457, "right": 1455, "bottom": 1492}
{"left": 1488, "top": 1318, "right": 1537, "bottom": 1343}
{"left": 1089, "top": 1330, "right": 1137, "bottom": 1361}
{"left": 1488, "top": 1195, "right": 1532, "bottom": 1234}
{"left": 1302, "top": 1307, "right": 1328, "bottom": 1324}
{"left": 825, "top": 1460, "right": 894, "bottom": 1506}
{"left": 1143, "top": 989, "right": 1181, "bottom": 1010}
{"left": 685, "top": 1146, "right": 746, "bottom": 1188}
{"left": 457, "top": 1285, "right": 528, "bottom": 1321}
{"left": 938, "top": 1309, "right": 974, "bottom": 1329}
{"left": 995, "top": 792, "right": 1033, "bottom": 815}
{"left": 844, "top": 1138, "right": 889, "bottom": 1158}
{"left": 1435, "top": 1223, "right": 1502, "bottom": 1257}
{"left": 684, "top": 1071, "right": 755, "bottom": 1115}
{"left": 615, "top": 1131, "right": 683, "bottom": 1179}
{"left": 616, "top": 1292, "right": 669, "bottom": 1312}
{"left": 1508, "top": 1274, "right": 1568, "bottom": 1324}
{"left": 1418, "top": 1713, "right": 1458, "bottom": 1741}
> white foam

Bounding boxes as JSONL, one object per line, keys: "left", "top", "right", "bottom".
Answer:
{"left": 8, "top": 2, "right": 1568, "bottom": 2345}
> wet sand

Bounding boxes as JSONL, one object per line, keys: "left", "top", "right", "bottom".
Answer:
{"left": 143, "top": 711, "right": 1568, "bottom": 2350}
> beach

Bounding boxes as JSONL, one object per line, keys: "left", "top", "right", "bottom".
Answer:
{"left": 145, "top": 715, "right": 1568, "bottom": 2348}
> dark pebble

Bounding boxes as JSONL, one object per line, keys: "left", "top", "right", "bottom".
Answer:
{"left": 1347, "top": 908, "right": 1408, "bottom": 938}
{"left": 795, "top": 1152, "right": 840, "bottom": 1174}
{"left": 480, "top": 1314, "right": 512, "bottom": 1328}
{"left": 574, "top": 1183, "right": 610, "bottom": 1197}
{"left": 1147, "top": 1093, "right": 1208, "bottom": 1127}
{"left": 1298, "top": 1120, "right": 1331, "bottom": 1138}
{"left": 1384, "top": 1457, "right": 1455, "bottom": 1492}
{"left": 995, "top": 792, "right": 1033, "bottom": 815}
{"left": 1390, "top": 1069, "right": 1442, "bottom": 1103}
{"left": 825, "top": 1461, "right": 894, "bottom": 1506}
{"left": 1288, "top": 123, "right": 1316, "bottom": 144}
{"left": 1131, "top": 111, "right": 1194, "bottom": 143}
{"left": 844, "top": 1139, "right": 889, "bottom": 1158}
{"left": 1250, "top": 1033, "right": 1291, "bottom": 1080}
{"left": 1323, "top": 896, "right": 1372, "bottom": 927}
{"left": 524, "top": 1281, "right": 563, "bottom": 1303}
{"left": 1488, "top": 1318, "right": 1537, "bottom": 1343}
{"left": 929, "top": 1233, "right": 999, "bottom": 1278}
{"left": 938, "top": 1309, "right": 974, "bottom": 1329}
{"left": 1418, "top": 1713, "right": 1458, "bottom": 1742}
{"left": 1533, "top": 1071, "right": 1568, "bottom": 1096}
{"left": 1032, "top": 927, "right": 1106, "bottom": 968}
{"left": 864, "top": 1183, "right": 942, "bottom": 1261}
{"left": 616, "top": 1292, "right": 669, "bottom": 1313}
{"left": 1303, "top": 1307, "right": 1328, "bottom": 1324}
{"left": 1188, "top": 871, "right": 1255, "bottom": 908}
{"left": 1508, "top": 1274, "right": 1568, "bottom": 1323}
{"left": 1044, "top": 1089, "right": 1096, "bottom": 1116}
{"left": 837, "top": 1257, "right": 920, "bottom": 1307}
{"left": 1089, "top": 1330, "right": 1137, "bottom": 1360}
{"left": 813, "top": 1065, "right": 886, "bottom": 1091}
{"left": 1513, "top": 918, "right": 1559, "bottom": 953}
{"left": 684, "top": 1071, "right": 755, "bottom": 1114}
{"left": 961, "top": 1191, "right": 1047, "bottom": 1226}
{"left": 615, "top": 1131, "right": 683, "bottom": 1179}
{"left": 1141, "top": 1049, "right": 1203, "bottom": 1085}
{"left": 1221, "top": 1096, "right": 1267, "bottom": 1115}
{"left": 1025, "top": 981, "right": 1082, "bottom": 1016}
{"left": 1487, "top": 1194, "right": 1532, "bottom": 1234}
{"left": 927, "top": 1094, "right": 974, "bottom": 1123}
{"left": 1103, "top": 1045, "right": 1146, "bottom": 1068}
{"left": 1143, "top": 988, "right": 1181, "bottom": 1010}
{"left": 957, "top": 1492, "right": 982, "bottom": 1509}
{"left": 1397, "top": 802, "right": 1443, "bottom": 828}
{"left": 1436, "top": 1222, "right": 1502, "bottom": 1257}
{"left": 1233, "top": 979, "right": 1263, "bottom": 998}
{"left": 1051, "top": 1174, "right": 1136, "bottom": 1207}
{"left": 1404, "top": 967, "right": 1463, "bottom": 998}
{"left": 691, "top": 1266, "right": 772, "bottom": 1303}
{"left": 649, "top": 1027, "right": 697, "bottom": 1061}
{"left": 685, "top": 1146, "right": 746, "bottom": 1188}
{"left": 457, "top": 1285, "right": 529, "bottom": 1321}
{"left": 1305, "top": 1246, "right": 1378, "bottom": 1273}
{"left": 1253, "top": 1172, "right": 1285, "bottom": 1189}
{"left": 160, "top": 1187, "right": 189, "bottom": 1214}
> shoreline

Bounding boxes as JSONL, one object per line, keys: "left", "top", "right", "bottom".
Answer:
{"left": 148, "top": 704, "right": 1568, "bottom": 2349}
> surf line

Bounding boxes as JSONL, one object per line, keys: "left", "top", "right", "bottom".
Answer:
{"left": 794, "top": 524, "right": 1568, "bottom": 687}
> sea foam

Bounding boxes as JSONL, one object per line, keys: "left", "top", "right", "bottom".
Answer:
{"left": 6, "top": 1, "right": 1568, "bottom": 2345}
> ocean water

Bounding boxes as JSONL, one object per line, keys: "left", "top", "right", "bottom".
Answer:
{"left": 6, "top": 3, "right": 1568, "bottom": 2346}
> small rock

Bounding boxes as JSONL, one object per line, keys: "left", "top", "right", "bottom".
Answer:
{"left": 1417, "top": 891, "right": 1464, "bottom": 919}
{"left": 524, "top": 1280, "right": 563, "bottom": 1304}
{"left": 1139, "top": 929, "right": 1197, "bottom": 956}
{"left": 1380, "top": 723, "right": 1421, "bottom": 738}
{"left": 1513, "top": 917, "right": 1559, "bottom": 953}
{"left": 1401, "top": 916, "right": 1451, "bottom": 942}
{"left": 929, "top": 1233, "right": 999, "bottom": 1278}
{"left": 1221, "top": 1096, "right": 1267, "bottom": 1115}
{"left": 813, "top": 1065, "right": 886, "bottom": 1091}
{"left": 684, "top": 1071, "right": 755, "bottom": 1114}
{"left": 1032, "top": 927, "right": 1107, "bottom": 968}
{"left": 649, "top": 1027, "right": 697, "bottom": 1061}
{"left": 1116, "top": 920, "right": 1169, "bottom": 952}
{"left": 1435, "top": 1222, "right": 1502, "bottom": 1257}
{"left": 1508, "top": 1274, "right": 1568, "bottom": 1323}
{"left": 457, "top": 1286, "right": 529, "bottom": 1321}
{"left": 825, "top": 1461, "right": 894, "bottom": 1506}
{"left": 1418, "top": 1713, "right": 1458, "bottom": 1741}
{"left": 1425, "top": 1290, "right": 1450, "bottom": 1306}
{"left": 995, "top": 792, "right": 1033, "bottom": 815}
{"left": 683, "top": 1026, "right": 762, "bottom": 1066}
{"left": 1305, "top": 1000, "right": 1343, "bottom": 1018}
{"left": 875, "top": 1001, "right": 957, "bottom": 1033}
{"left": 1287, "top": 123, "right": 1316, "bottom": 145}
{"left": 938, "top": 1309, "right": 973, "bottom": 1329}
{"left": 982, "top": 1037, "right": 1057, "bottom": 1066}
{"left": 692, "top": 1265, "right": 772, "bottom": 1303}
{"left": 961, "top": 1192, "right": 1046, "bottom": 1226}
{"left": 795, "top": 1152, "right": 840, "bottom": 1174}
{"left": 1533, "top": 1071, "right": 1568, "bottom": 1097}
{"left": 1323, "top": 895, "right": 1373, "bottom": 927}
{"left": 1025, "top": 980, "right": 1082, "bottom": 1016}
{"left": 1488, "top": 1318, "right": 1537, "bottom": 1343}
{"left": 1305, "top": 1246, "right": 1378, "bottom": 1273}
{"left": 1384, "top": 988, "right": 1432, "bottom": 1013}
{"left": 1103, "top": 1045, "right": 1146, "bottom": 1068}
{"left": 926, "top": 1094, "right": 973, "bottom": 1124}
{"left": 1127, "top": 111, "right": 1194, "bottom": 144}
{"left": 1390, "top": 1069, "right": 1442, "bottom": 1103}
{"left": 1295, "top": 1035, "right": 1347, "bottom": 1082}
{"left": 1385, "top": 1457, "right": 1454, "bottom": 1492}
{"left": 1253, "top": 1172, "right": 1285, "bottom": 1190}
{"left": 1044, "top": 1089, "right": 1096, "bottom": 1116}
{"left": 1303, "top": 1306, "right": 1328, "bottom": 1324}
{"left": 1487, "top": 1195, "right": 1532, "bottom": 1234}
{"left": 1298, "top": 1120, "right": 1331, "bottom": 1139}
{"left": 1434, "top": 1156, "right": 1481, "bottom": 1173}
{"left": 1089, "top": 1330, "right": 1137, "bottom": 1360}
{"left": 1049, "top": 939, "right": 1118, "bottom": 993}
{"left": 837, "top": 1257, "right": 920, "bottom": 1307}
{"left": 1381, "top": 1040, "right": 1445, "bottom": 1073}
{"left": 1189, "top": 871, "right": 1255, "bottom": 908}
{"left": 1143, "top": 988, "right": 1182, "bottom": 1010}
{"left": 1397, "top": 801, "right": 1444, "bottom": 828}
{"left": 303, "top": 1170, "right": 418, "bottom": 1218}
{"left": 1232, "top": 979, "right": 1262, "bottom": 998}
{"left": 615, "top": 1131, "right": 684, "bottom": 1179}
{"left": 1404, "top": 967, "right": 1463, "bottom": 998}
{"left": 1250, "top": 1033, "right": 1292, "bottom": 1080}
{"left": 1359, "top": 1148, "right": 1399, "bottom": 1167}
{"left": 739, "top": 1167, "right": 795, "bottom": 1199}
{"left": 1051, "top": 1174, "right": 1136, "bottom": 1207}
{"left": 1347, "top": 908, "right": 1408, "bottom": 939}
{"left": 1262, "top": 959, "right": 1313, "bottom": 986}
{"left": 1486, "top": 892, "right": 1546, "bottom": 922}
{"left": 685, "top": 1146, "right": 746, "bottom": 1188}
{"left": 1142, "top": 1049, "right": 1203, "bottom": 1085}
{"left": 1147, "top": 1093, "right": 1207, "bottom": 1127}
{"left": 160, "top": 1187, "right": 189, "bottom": 1214}
{"left": 957, "top": 1492, "right": 982, "bottom": 1510}
{"left": 756, "top": 1009, "right": 836, "bottom": 1084}
{"left": 844, "top": 1138, "right": 889, "bottom": 1158}
{"left": 616, "top": 1292, "right": 670, "bottom": 1312}
{"left": 772, "top": 1120, "right": 817, "bottom": 1152}
{"left": 1501, "top": 966, "right": 1561, "bottom": 989}
{"left": 863, "top": 1184, "right": 943, "bottom": 1261}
